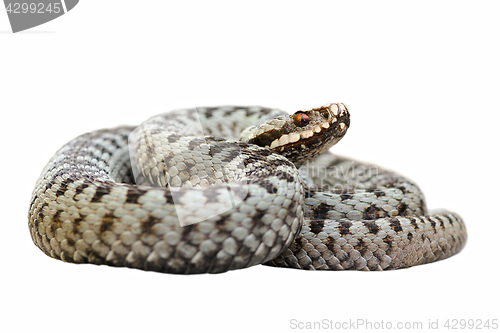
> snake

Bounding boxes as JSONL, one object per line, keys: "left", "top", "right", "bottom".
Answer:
{"left": 28, "top": 103, "right": 467, "bottom": 274}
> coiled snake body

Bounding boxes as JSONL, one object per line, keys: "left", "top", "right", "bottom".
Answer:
{"left": 28, "top": 104, "right": 467, "bottom": 273}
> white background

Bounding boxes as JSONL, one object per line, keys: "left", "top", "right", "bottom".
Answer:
{"left": 1, "top": 1, "right": 499, "bottom": 332}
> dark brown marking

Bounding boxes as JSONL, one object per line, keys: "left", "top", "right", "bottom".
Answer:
{"left": 260, "top": 180, "right": 277, "bottom": 194}
{"left": 410, "top": 217, "right": 419, "bottom": 229}
{"left": 74, "top": 183, "right": 90, "bottom": 195}
{"left": 389, "top": 218, "right": 403, "bottom": 232}
{"left": 429, "top": 218, "right": 437, "bottom": 232}
{"left": 309, "top": 220, "right": 325, "bottom": 234}
{"left": 93, "top": 143, "right": 113, "bottom": 156}
{"left": 141, "top": 216, "right": 156, "bottom": 234}
{"left": 312, "top": 202, "right": 331, "bottom": 219}
{"left": 354, "top": 238, "right": 368, "bottom": 256}
{"left": 91, "top": 186, "right": 112, "bottom": 202}
{"left": 167, "top": 134, "right": 181, "bottom": 143}
{"left": 364, "top": 206, "right": 386, "bottom": 220}
{"left": 125, "top": 188, "right": 148, "bottom": 203}
{"left": 187, "top": 138, "right": 206, "bottom": 150}
{"left": 434, "top": 215, "right": 446, "bottom": 228}
{"left": 397, "top": 186, "right": 408, "bottom": 194}
{"left": 363, "top": 221, "right": 380, "bottom": 234}
{"left": 73, "top": 218, "right": 84, "bottom": 233}
{"left": 54, "top": 180, "right": 71, "bottom": 198}
{"left": 324, "top": 236, "right": 336, "bottom": 252}
{"left": 248, "top": 128, "right": 286, "bottom": 148}
{"left": 338, "top": 221, "right": 352, "bottom": 236}
{"left": 50, "top": 210, "right": 65, "bottom": 230}
{"left": 382, "top": 235, "right": 393, "bottom": 247}
{"left": 397, "top": 202, "right": 408, "bottom": 215}
{"left": 99, "top": 213, "right": 115, "bottom": 233}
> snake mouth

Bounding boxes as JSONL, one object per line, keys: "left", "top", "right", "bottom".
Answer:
{"left": 265, "top": 120, "right": 333, "bottom": 149}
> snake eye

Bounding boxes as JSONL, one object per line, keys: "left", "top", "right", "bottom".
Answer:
{"left": 293, "top": 112, "right": 310, "bottom": 127}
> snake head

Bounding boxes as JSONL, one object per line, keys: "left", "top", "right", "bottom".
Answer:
{"left": 246, "top": 103, "right": 350, "bottom": 164}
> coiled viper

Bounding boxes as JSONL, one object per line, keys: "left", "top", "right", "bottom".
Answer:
{"left": 28, "top": 103, "right": 467, "bottom": 274}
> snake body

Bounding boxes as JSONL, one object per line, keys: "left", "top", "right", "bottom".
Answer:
{"left": 28, "top": 104, "right": 467, "bottom": 273}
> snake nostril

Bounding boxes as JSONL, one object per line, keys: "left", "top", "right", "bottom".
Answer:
{"left": 293, "top": 112, "right": 310, "bottom": 127}
{"left": 319, "top": 109, "right": 330, "bottom": 120}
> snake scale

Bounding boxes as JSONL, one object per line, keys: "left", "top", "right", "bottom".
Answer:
{"left": 28, "top": 103, "right": 467, "bottom": 274}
